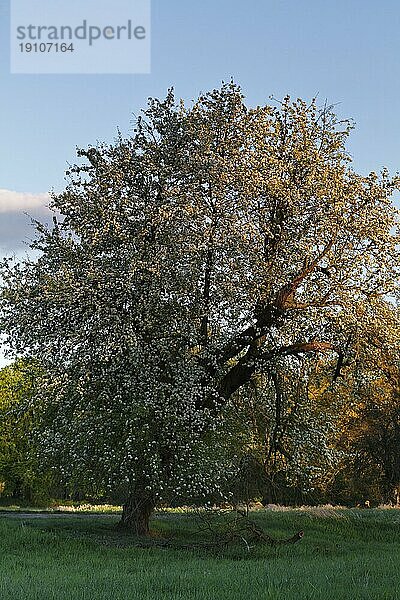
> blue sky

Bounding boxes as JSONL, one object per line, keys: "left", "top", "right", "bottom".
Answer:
{"left": 1, "top": 0, "right": 400, "bottom": 364}
{"left": 1, "top": 0, "right": 400, "bottom": 192}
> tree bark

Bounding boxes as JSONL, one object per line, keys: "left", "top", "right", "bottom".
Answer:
{"left": 119, "top": 493, "right": 155, "bottom": 536}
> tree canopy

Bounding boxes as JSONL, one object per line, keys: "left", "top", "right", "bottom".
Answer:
{"left": 1, "top": 82, "right": 399, "bottom": 533}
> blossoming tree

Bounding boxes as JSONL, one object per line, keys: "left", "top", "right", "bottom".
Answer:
{"left": 1, "top": 83, "right": 399, "bottom": 534}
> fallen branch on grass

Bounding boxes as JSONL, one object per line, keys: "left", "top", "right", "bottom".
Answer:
{"left": 128, "top": 510, "right": 304, "bottom": 552}
{"left": 215, "top": 512, "right": 304, "bottom": 548}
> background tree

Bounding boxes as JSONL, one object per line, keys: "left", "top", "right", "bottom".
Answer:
{"left": 0, "top": 361, "right": 47, "bottom": 502}
{"left": 1, "top": 83, "right": 399, "bottom": 533}
{"left": 330, "top": 303, "right": 400, "bottom": 506}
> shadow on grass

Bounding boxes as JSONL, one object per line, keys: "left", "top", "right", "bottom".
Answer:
{"left": 7, "top": 508, "right": 400, "bottom": 561}
{"left": 15, "top": 512, "right": 302, "bottom": 560}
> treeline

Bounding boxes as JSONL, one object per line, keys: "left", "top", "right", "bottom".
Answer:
{"left": 1, "top": 352, "right": 398, "bottom": 508}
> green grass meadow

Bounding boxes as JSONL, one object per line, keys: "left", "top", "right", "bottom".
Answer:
{"left": 0, "top": 508, "right": 399, "bottom": 599}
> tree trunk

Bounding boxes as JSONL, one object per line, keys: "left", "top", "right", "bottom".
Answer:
{"left": 119, "top": 493, "right": 155, "bottom": 536}
{"left": 393, "top": 484, "right": 400, "bottom": 507}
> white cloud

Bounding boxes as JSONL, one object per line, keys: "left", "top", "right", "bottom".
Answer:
{"left": 0, "top": 189, "right": 51, "bottom": 214}
{"left": 0, "top": 189, "right": 54, "bottom": 253}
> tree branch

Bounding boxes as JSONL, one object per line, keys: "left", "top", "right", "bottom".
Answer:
{"left": 217, "top": 339, "right": 344, "bottom": 403}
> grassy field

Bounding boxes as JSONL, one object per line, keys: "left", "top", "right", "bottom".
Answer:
{"left": 0, "top": 508, "right": 399, "bottom": 599}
